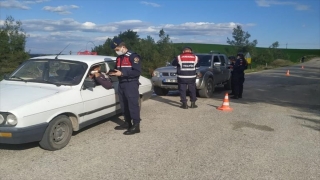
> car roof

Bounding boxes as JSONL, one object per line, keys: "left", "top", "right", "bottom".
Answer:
{"left": 30, "top": 55, "right": 117, "bottom": 66}
{"left": 195, "top": 53, "right": 224, "bottom": 56}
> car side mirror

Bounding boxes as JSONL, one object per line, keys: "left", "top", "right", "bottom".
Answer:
{"left": 214, "top": 62, "right": 221, "bottom": 66}
{"left": 83, "top": 77, "right": 96, "bottom": 90}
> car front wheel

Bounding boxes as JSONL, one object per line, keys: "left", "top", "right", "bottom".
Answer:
{"left": 198, "top": 78, "right": 214, "bottom": 98}
{"left": 39, "top": 115, "right": 73, "bottom": 151}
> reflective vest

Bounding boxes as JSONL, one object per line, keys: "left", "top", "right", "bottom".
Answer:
{"left": 116, "top": 51, "right": 140, "bottom": 82}
{"left": 176, "top": 53, "right": 198, "bottom": 83}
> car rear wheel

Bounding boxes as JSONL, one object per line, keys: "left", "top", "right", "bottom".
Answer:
{"left": 198, "top": 78, "right": 214, "bottom": 98}
{"left": 39, "top": 115, "right": 73, "bottom": 151}
{"left": 154, "top": 86, "right": 169, "bottom": 96}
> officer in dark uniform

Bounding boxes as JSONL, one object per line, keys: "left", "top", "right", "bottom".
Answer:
{"left": 231, "top": 53, "right": 247, "bottom": 99}
{"left": 109, "top": 38, "right": 141, "bottom": 135}
{"left": 228, "top": 56, "right": 236, "bottom": 96}
{"left": 174, "top": 46, "right": 199, "bottom": 109}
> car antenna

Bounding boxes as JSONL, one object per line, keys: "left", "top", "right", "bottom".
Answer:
{"left": 55, "top": 43, "right": 70, "bottom": 59}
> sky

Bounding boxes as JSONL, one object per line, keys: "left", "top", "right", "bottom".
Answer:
{"left": 0, "top": 0, "right": 319, "bottom": 54}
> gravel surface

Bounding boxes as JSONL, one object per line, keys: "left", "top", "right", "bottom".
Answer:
{"left": 1, "top": 58, "right": 319, "bottom": 180}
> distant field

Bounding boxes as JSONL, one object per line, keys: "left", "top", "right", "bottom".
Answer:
{"left": 173, "top": 43, "right": 320, "bottom": 62}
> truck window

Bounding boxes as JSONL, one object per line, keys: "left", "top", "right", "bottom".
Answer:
{"left": 197, "top": 55, "right": 212, "bottom": 66}
{"left": 219, "top": 55, "right": 226, "bottom": 65}
{"left": 213, "top": 56, "right": 220, "bottom": 63}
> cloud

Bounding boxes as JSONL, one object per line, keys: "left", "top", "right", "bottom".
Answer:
{"left": 140, "top": 1, "right": 161, "bottom": 7}
{"left": 0, "top": 0, "right": 30, "bottom": 9}
{"left": 0, "top": 0, "right": 49, "bottom": 9}
{"left": 255, "top": 0, "right": 310, "bottom": 11}
{"left": 18, "top": 18, "right": 255, "bottom": 54}
{"left": 42, "top": 5, "right": 79, "bottom": 15}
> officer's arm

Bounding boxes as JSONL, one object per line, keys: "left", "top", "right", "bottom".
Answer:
{"left": 122, "top": 54, "right": 141, "bottom": 77}
{"left": 95, "top": 74, "right": 113, "bottom": 89}
{"left": 195, "top": 56, "right": 200, "bottom": 69}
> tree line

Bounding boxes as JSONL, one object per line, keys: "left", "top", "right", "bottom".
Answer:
{"left": 1, "top": 15, "right": 287, "bottom": 78}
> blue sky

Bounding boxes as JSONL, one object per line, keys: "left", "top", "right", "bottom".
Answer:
{"left": 0, "top": 0, "right": 319, "bottom": 54}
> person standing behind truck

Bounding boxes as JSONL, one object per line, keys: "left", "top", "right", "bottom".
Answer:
{"left": 228, "top": 56, "right": 236, "bottom": 96}
{"left": 231, "top": 53, "right": 247, "bottom": 99}
{"left": 174, "top": 46, "right": 199, "bottom": 109}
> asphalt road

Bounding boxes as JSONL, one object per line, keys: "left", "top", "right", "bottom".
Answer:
{"left": 1, "top": 58, "right": 319, "bottom": 180}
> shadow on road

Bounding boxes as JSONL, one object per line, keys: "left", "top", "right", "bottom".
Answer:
{"left": 0, "top": 142, "right": 39, "bottom": 150}
{"left": 291, "top": 115, "right": 320, "bottom": 131}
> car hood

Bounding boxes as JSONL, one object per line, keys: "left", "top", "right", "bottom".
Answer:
{"left": 155, "top": 66, "right": 177, "bottom": 72}
{"left": 0, "top": 82, "right": 68, "bottom": 111}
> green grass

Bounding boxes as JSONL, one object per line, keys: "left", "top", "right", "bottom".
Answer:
{"left": 173, "top": 43, "right": 320, "bottom": 62}
{"left": 173, "top": 43, "right": 320, "bottom": 73}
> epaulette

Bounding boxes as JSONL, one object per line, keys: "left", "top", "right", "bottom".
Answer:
{"left": 125, "top": 51, "right": 131, "bottom": 56}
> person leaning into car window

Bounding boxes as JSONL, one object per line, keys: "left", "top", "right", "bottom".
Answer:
{"left": 88, "top": 65, "right": 113, "bottom": 89}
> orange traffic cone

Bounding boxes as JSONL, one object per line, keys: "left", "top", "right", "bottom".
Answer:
{"left": 286, "top": 70, "right": 290, "bottom": 76}
{"left": 217, "top": 93, "right": 233, "bottom": 111}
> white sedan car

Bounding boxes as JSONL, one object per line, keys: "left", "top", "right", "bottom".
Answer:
{"left": 0, "top": 55, "right": 153, "bottom": 151}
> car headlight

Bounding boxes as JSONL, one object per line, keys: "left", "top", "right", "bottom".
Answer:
{"left": 6, "top": 114, "right": 18, "bottom": 126}
{"left": 0, "top": 114, "right": 4, "bottom": 124}
{"left": 152, "top": 70, "right": 160, "bottom": 77}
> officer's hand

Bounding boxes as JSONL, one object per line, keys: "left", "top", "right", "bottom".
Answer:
{"left": 94, "top": 72, "right": 101, "bottom": 78}
{"left": 109, "top": 69, "right": 122, "bottom": 76}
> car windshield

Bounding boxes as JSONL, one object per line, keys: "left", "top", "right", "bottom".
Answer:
{"left": 197, "top": 55, "right": 212, "bottom": 66}
{"left": 6, "top": 59, "right": 88, "bottom": 86}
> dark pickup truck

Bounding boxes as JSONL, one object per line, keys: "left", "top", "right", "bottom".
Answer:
{"left": 151, "top": 51, "right": 232, "bottom": 98}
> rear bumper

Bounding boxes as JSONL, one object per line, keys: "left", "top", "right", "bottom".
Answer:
{"left": 0, "top": 123, "right": 48, "bottom": 144}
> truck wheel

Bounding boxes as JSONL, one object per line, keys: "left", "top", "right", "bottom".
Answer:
{"left": 154, "top": 86, "right": 169, "bottom": 96}
{"left": 39, "top": 115, "right": 73, "bottom": 151}
{"left": 198, "top": 78, "right": 214, "bottom": 98}
{"left": 224, "top": 78, "right": 232, "bottom": 90}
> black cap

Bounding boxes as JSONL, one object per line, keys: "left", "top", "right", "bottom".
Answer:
{"left": 110, "top": 38, "right": 122, "bottom": 49}
{"left": 182, "top": 46, "right": 192, "bottom": 51}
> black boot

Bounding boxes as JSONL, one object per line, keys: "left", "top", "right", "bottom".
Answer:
{"left": 180, "top": 102, "right": 188, "bottom": 109}
{"left": 190, "top": 102, "right": 198, "bottom": 108}
{"left": 123, "top": 123, "right": 140, "bottom": 135}
{"left": 230, "top": 95, "right": 239, "bottom": 99}
{"left": 228, "top": 92, "right": 234, "bottom": 95}
{"left": 114, "top": 121, "right": 132, "bottom": 130}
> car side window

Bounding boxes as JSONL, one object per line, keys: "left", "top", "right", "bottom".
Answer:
{"left": 219, "top": 55, "right": 226, "bottom": 66}
{"left": 213, "top": 56, "right": 220, "bottom": 63}
{"left": 104, "top": 61, "right": 118, "bottom": 82}
{"left": 105, "top": 60, "right": 116, "bottom": 71}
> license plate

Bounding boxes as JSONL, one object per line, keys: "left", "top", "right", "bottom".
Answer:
{"left": 164, "top": 79, "right": 176, "bottom": 82}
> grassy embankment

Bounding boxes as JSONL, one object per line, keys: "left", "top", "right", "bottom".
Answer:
{"left": 173, "top": 43, "right": 320, "bottom": 73}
